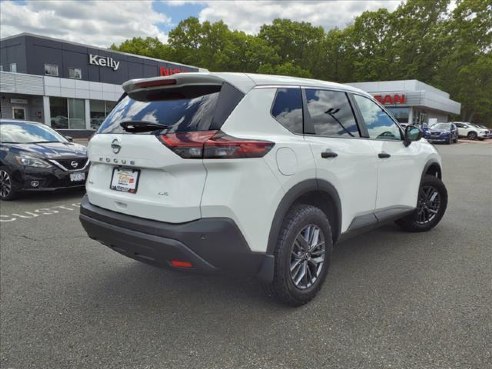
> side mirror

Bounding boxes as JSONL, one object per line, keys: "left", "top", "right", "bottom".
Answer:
{"left": 65, "top": 135, "right": 73, "bottom": 142}
{"left": 404, "top": 125, "right": 422, "bottom": 147}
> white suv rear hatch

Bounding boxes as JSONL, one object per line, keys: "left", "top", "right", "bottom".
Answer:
{"left": 86, "top": 75, "right": 245, "bottom": 223}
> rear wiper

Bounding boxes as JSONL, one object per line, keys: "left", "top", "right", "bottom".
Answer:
{"left": 120, "top": 121, "right": 168, "bottom": 133}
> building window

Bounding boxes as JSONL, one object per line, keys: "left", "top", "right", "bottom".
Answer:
{"left": 50, "top": 97, "right": 85, "bottom": 129}
{"left": 10, "top": 63, "right": 17, "bottom": 73}
{"left": 68, "top": 99, "right": 85, "bottom": 129}
{"left": 69, "top": 67, "right": 82, "bottom": 79}
{"left": 44, "top": 64, "right": 59, "bottom": 76}
{"left": 387, "top": 107, "right": 410, "bottom": 124}
{"left": 90, "top": 100, "right": 116, "bottom": 130}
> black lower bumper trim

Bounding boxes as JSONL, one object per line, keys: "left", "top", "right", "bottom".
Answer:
{"left": 79, "top": 195, "right": 273, "bottom": 279}
{"left": 80, "top": 213, "right": 216, "bottom": 272}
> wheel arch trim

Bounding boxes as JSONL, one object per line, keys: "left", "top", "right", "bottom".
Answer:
{"left": 422, "top": 160, "right": 442, "bottom": 181}
{"left": 266, "top": 179, "right": 342, "bottom": 254}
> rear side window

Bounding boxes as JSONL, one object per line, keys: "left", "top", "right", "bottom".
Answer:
{"left": 305, "top": 89, "right": 360, "bottom": 137}
{"left": 271, "top": 88, "right": 303, "bottom": 134}
{"left": 98, "top": 83, "right": 244, "bottom": 134}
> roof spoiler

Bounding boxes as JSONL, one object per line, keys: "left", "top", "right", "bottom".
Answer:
{"left": 122, "top": 73, "right": 224, "bottom": 94}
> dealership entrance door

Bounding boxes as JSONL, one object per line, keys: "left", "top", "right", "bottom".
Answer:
{"left": 12, "top": 107, "right": 26, "bottom": 120}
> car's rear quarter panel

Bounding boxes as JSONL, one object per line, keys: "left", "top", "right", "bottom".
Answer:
{"left": 200, "top": 87, "right": 316, "bottom": 253}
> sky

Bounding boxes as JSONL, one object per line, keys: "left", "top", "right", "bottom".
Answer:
{"left": 0, "top": 0, "right": 402, "bottom": 48}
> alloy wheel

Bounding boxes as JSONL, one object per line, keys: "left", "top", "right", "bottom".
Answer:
{"left": 290, "top": 224, "right": 326, "bottom": 290}
{"left": 0, "top": 170, "right": 12, "bottom": 199}
{"left": 416, "top": 185, "right": 441, "bottom": 225}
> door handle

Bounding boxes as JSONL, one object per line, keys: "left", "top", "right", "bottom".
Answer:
{"left": 321, "top": 150, "right": 338, "bottom": 158}
{"left": 378, "top": 152, "right": 391, "bottom": 159}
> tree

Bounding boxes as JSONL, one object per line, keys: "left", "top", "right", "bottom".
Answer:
{"left": 391, "top": 0, "right": 451, "bottom": 82}
{"left": 220, "top": 30, "right": 280, "bottom": 72}
{"left": 258, "top": 19, "right": 325, "bottom": 76}
{"left": 347, "top": 8, "right": 398, "bottom": 81}
{"left": 258, "top": 62, "right": 312, "bottom": 78}
{"left": 433, "top": 0, "right": 492, "bottom": 122}
{"left": 111, "top": 37, "right": 170, "bottom": 60}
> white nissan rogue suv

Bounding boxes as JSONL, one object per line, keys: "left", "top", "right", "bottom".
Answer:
{"left": 80, "top": 73, "right": 448, "bottom": 306}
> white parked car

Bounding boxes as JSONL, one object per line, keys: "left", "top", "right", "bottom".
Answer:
{"left": 79, "top": 73, "right": 448, "bottom": 306}
{"left": 454, "top": 122, "right": 488, "bottom": 140}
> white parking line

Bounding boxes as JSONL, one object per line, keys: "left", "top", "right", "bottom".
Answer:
{"left": 0, "top": 203, "right": 81, "bottom": 222}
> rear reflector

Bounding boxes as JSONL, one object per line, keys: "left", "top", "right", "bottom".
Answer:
{"left": 157, "top": 131, "right": 274, "bottom": 159}
{"left": 170, "top": 260, "right": 193, "bottom": 268}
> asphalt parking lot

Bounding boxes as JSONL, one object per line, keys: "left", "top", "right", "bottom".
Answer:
{"left": 1, "top": 142, "right": 491, "bottom": 369}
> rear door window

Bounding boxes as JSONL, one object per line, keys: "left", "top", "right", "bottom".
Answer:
{"left": 305, "top": 89, "right": 360, "bottom": 137}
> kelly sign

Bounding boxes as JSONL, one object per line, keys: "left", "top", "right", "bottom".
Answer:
{"left": 374, "top": 94, "right": 406, "bottom": 105}
{"left": 89, "top": 54, "right": 120, "bottom": 71}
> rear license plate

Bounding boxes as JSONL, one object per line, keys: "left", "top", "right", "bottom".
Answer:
{"left": 110, "top": 168, "right": 140, "bottom": 193}
{"left": 70, "top": 172, "right": 86, "bottom": 182}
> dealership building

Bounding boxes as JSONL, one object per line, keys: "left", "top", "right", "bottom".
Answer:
{"left": 0, "top": 33, "right": 202, "bottom": 136}
{"left": 347, "top": 80, "right": 461, "bottom": 125}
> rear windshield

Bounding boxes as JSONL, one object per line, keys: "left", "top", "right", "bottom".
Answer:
{"left": 98, "top": 83, "right": 244, "bottom": 134}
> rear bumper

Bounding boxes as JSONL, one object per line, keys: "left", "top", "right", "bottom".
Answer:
{"left": 79, "top": 195, "right": 274, "bottom": 281}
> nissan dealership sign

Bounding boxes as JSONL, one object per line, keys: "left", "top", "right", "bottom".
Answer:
{"left": 89, "top": 54, "right": 120, "bottom": 71}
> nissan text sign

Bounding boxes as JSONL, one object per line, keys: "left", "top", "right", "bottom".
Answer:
{"left": 373, "top": 94, "right": 406, "bottom": 105}
{"left": 89, "top": 54, "right": 120, "bottom": 71}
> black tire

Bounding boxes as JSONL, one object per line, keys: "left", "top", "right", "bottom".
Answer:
{"left": 396, "top": 175, "right": 447, "bottom": 232}
{"left": 0, "top": 166, "right": 18, "bottom": 201}
{"left": 453, "top": 137, "right": 458, "bottom": 143}
{"left": 265, "top": 204, "right": 333, "bottom": 307}
{"left": 446, "top": 136, "right": 452, "bottom": 144}
{"left": 467, "top": 131, "right": 477, "bottom": 140}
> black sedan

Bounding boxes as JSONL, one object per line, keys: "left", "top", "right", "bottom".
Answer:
{"left": 0, "top": 119, "right": 88, "bottom": 200}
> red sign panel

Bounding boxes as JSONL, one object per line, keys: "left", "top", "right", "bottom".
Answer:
{"left": 373, "top": 94, "right": 406, "bottom": 105}
{"left": 159, "top": 67, "right": 186, "bottom": 76}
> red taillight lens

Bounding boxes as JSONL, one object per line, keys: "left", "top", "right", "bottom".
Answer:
{"left": 204, "top": 132, "right": 275, "bottom": 159}
{"left": 158, "top": 131, "right": 218, "bottom": 159}
{"left": 158, "top": 131, "right": 274, "bottom": 159}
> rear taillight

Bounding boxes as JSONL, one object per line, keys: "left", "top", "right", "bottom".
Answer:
{"left": 157, "top": 130, "right": 274, "bottom": 159}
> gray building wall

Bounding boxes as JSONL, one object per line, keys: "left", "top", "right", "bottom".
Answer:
{"left": 0, "top": 36, "right": 27, "bottom": 73}
{"left": 2, "top": 33, "right": 199, "bottom": 85}
{"left": 1, "top": 94, "right": 44, "bottom": 122}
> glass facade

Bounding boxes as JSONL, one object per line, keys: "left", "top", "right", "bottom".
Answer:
{"left": 50, "top": 97, "right": 68, "bottom": 128}
{"left": 387, "top": 107, "right": 410, "bottom": 124}
{"left": 49, "top": 97, "right": 85, "bottom": 129}
{"left": 68, "top": 99, "right": 85, "bottom": 129}
{"left": 89, "top": 100, "right": 116, "bottom": 130}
